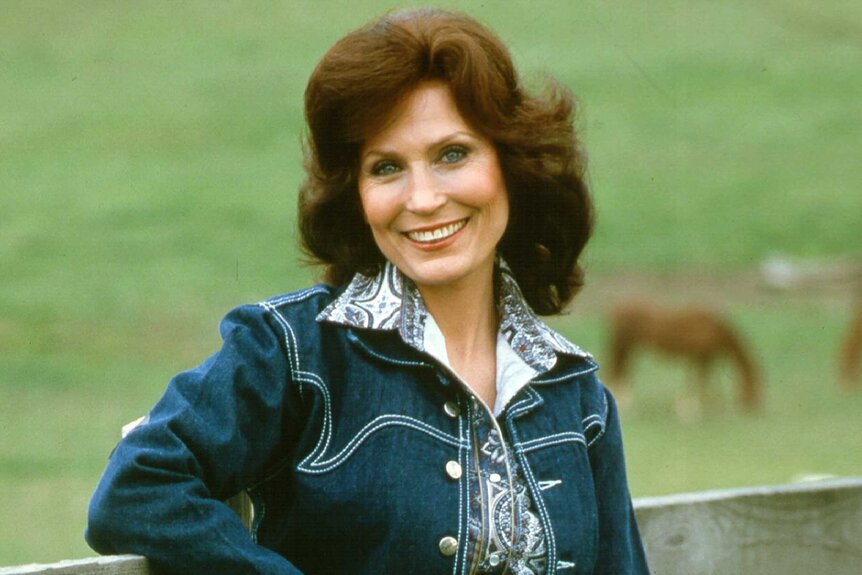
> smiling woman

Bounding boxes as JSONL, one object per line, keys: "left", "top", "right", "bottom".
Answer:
{"left": 358, "top": 81, "right": 511, "bottom": 408}
{"left": 85, "top": 7, "right": 649, "bottom": 575}
{"left": 358, "top": 82, "right": 509, "bottom": 299}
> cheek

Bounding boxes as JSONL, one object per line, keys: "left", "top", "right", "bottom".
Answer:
{"left": 358, "top": 194, "right": 392, "bottom": 254}
{"left": 491, "top": 193, "right": 510, "bottom": 241}
{"left": 475, "top": 169, "right": 509, "bottom": 228}
{"left": 472, "top": 157, "right": 507, "bottom": 205}
{"left": 358, "top": 186, "right": 390, "bottom": 228}
{"left": 485, "top": 173, "right": 510, "bottom": 243}
{"left": 496, "top": 193, "right": 510, "bottom": 226}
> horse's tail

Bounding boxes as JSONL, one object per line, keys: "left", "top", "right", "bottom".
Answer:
{"left": 838, "top": 303, "right": 862, "bottom": 388}
{"left": 722, "top": 327, "right": 762, "bottom": 411}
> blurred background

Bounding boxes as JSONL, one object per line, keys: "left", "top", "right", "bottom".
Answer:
{"left": 1, "top": 0, "right": 860, "bottom": 566}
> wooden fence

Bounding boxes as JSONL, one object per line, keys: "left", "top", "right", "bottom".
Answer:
{"left": 635, "top": 477, "right": 862, "bottom": 574}
{"left": 2, "top": 477, "right": 860, "bottom": 575}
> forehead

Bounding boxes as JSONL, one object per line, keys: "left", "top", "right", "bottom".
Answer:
{"left": 362, "top": 81, "right": 473, "bottom": 151}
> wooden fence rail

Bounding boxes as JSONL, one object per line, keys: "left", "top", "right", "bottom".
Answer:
{"left": 636, "top": 477, "right": 862, "bottom": 574}
{"left": 2, "top": 477, "right": 860, "bottom": 575}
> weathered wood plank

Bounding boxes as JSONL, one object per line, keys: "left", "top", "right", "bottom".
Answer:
{"left": 226, "top": 492, "right": 253, "bottom": 531}
{"left": 634, "top": 477, "right": 862, "bottom": 575}
{"left": 0, "top": 555, "right": 148, "bottom": 575}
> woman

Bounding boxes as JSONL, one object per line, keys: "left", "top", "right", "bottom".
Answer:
{"left": 87, "top": 8, "right": 649, "bottom": 574}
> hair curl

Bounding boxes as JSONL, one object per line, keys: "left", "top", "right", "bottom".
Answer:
{"left": 298, "top": 8, "right": 593, "bottom": 315}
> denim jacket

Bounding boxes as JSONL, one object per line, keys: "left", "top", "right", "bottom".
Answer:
{"left": 86, "top": 266, "right": 649, "bottom": 575}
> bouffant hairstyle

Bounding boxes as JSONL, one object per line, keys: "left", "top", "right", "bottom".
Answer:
{"left": 298, "top": 8, "right": 593, "bottom": 315}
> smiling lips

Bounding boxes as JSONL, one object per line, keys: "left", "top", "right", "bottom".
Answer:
{"left": 405, "top": 218, "right": 468, "bottom": 245}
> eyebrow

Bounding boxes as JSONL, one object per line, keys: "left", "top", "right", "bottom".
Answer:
{"left": 361, "top": 130, "right": 479, "bottom": 161}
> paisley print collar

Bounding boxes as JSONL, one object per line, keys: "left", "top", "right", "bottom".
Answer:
{"left": 317, "top": 259, "right": 590, "bottom": 373}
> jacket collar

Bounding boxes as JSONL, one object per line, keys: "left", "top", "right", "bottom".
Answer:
{"left": 317, "top": 260, "right": 591, "bottom": 373}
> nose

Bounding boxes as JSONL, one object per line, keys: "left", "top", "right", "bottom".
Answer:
{"left": 404, "top": 165, "right": 446, "bottom": 214}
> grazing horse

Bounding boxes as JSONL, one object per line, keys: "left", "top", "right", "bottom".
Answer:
{"left": 607, "top": 301, "right": 762, "bottom": 418}
{"left": 839, "top": 302, "right": 862, "bottom": 388}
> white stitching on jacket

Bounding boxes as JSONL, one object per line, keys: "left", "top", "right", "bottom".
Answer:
{"left": 511, "top": 432, "right": 557, "bottom": 572}
{"left": 346, "top": 331, "right": 432, "bottom": 368}
{"left": 455, "top": 401, "right": 468, "bottom": 575}
{"left": 297, "top": 412, "right": 464, "bottom": 474}
{"left": 531, "top": 363, "right": 598, "bottom": 385}
{"left": 518, "top": 432, "right": 587, "bottom": 453}
{"left": 262, "top": 298, "right": 465, "bottom": 475}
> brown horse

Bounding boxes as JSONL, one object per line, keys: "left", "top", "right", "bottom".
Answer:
{"left": 607, "top": 301, "right": 762, "bottom": 417}
{"left": 839, "top": 302, "right": 862, "bottom": 388}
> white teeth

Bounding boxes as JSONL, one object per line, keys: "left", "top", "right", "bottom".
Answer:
{"left": 408, "top": 220, "right": 466, "bottom": 243}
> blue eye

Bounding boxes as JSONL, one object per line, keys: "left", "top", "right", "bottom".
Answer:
{"left": 371, "top": 161, "right": 400, "bottom": 176}
{"left": 440, "top": 146, "right": 467, "bottom": 164}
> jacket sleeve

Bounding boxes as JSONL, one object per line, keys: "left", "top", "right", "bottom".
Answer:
{"left": 86, "top": 304, "right": 306, "bottom": 574}
{"left": 589, "top": 386, "right": 650, "bottom": 574}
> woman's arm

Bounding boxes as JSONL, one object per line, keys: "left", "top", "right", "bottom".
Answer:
{"left": 589, "top": 386, "right": 650, "bottom": 574}
{"left": 86, "top": 304, "right": 306, "bottom": 574}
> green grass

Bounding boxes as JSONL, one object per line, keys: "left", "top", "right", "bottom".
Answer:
{"left": 552, "top": 297, "right": 862, "bottom": 496}
{"left": 1, "top": 0, "right": 861, "bottom": 566}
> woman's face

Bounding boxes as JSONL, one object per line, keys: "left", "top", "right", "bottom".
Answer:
{"left": 358, "top": 81, "right": 509, "bottom": 294}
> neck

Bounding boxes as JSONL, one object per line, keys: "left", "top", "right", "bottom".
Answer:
{"left": 418, "top": 271, "right": 499, "bottom": 408}
{"left": 421, "top": 274, "right": 496, "bottom": 345}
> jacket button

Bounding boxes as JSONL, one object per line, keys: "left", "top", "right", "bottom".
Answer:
{"left": 445, "top": 460, "right": 462, "bottom": 480}
{"left": 443, "top": 401, "right": 460, "bottom": 418}
{"left": 438, "top": 536, "right": 458, "bottom": 556}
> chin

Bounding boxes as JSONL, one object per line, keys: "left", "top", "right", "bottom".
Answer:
{"left": 399, "top": 255, "right": 491, "bottom": 292}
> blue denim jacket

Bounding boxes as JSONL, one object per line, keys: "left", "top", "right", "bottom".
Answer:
{"left": 86, "top": 277, "right": 649, "bottom": 574}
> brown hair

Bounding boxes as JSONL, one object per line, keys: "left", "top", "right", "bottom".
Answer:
{"left": 298, "top": 8, "right": 593, "bottom": 315}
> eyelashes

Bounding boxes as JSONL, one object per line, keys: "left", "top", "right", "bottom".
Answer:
{"left": 366, "top": 144, "right": 471, "bottom": 177}
{"left": 369, "top": 160, "right": 400, "bottom": 177}
{"left": 439, "top": 145, "right": 468, "bottom": 165}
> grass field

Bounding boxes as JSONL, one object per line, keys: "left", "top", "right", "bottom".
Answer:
{"left": 1, "top": 0, "right": 861, "bottom": 566}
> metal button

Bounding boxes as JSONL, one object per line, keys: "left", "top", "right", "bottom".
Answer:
{"left": 438, "top": 535, "right": 458, "bottom": 557}
{"left": 445, "top": 460, "right": 463, "bottom": 480}
{"left": 489, "top": 472, "right": 502, "bottom": 483}
{"left": 443, "top": 401, "right": 460, "bottom": 418}
{"left": 488, "top": 553, "right": 504, "bottom": 567}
